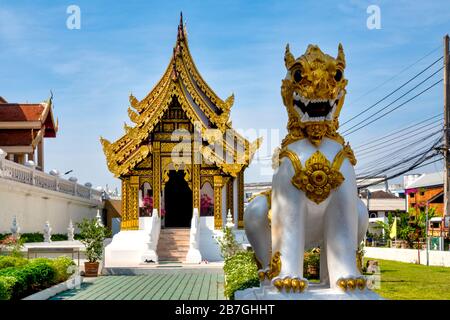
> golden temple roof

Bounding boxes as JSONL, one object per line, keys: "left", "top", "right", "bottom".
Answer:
{"left": 101, "top": 14, "right": 261, "bottom": 177}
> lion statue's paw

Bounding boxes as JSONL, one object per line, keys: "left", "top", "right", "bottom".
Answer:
{"left": 257, "top": 268, "right": 271, "bottom": 281}
{"left": 336, "top": 276, "right": 367, "bottom": 291}
{"left": 272, "top": 276, "right": 308, "bottom": 293}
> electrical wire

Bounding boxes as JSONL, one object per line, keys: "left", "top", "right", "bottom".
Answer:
{"left": 344, "top": 78, "right": 443, "bottom": 136}
{"left": 341, "top": 55, "right": 443, "bottom": 127}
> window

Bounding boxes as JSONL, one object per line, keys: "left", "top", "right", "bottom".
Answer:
{"left": 420, "top": 191, "right": 425, "bottom": 196}
{"left": 409, "top": 193, "right": 415, "bottom": 198}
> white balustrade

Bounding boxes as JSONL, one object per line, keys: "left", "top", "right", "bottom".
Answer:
{"left": 0, "top": 151, "right": 101, "bottom": 202}
{"left": 58, "top": 179, "right": 76, "bottom": 195}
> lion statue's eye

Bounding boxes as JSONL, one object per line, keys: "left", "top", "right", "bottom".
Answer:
{"left": 334, "top": 69, "right": 343, "bottom": 82}
{"left": 293, "top": 69, "right": 303, "bottom": 83}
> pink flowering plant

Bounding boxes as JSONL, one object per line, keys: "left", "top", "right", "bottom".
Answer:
{"left": 0, "top": 235, "right": 24, "bottom": 257}
{"left": 200, "top": 194, "right": 213, "bottom": 216}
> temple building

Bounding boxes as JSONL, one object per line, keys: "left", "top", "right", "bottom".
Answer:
{"left": 0, "top": 95, "right": 57, "bottom": 171}
{"left": 101, "top": 15, "right": 260, "bottom": 265}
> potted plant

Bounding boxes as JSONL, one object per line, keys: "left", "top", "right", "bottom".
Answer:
{"left": 76, "top": 218, "right": 110, "bottom": 277}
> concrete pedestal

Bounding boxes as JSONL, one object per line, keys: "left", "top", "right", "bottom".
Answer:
{"left": 235, "top": 283, "right": 383, "bottom": 300}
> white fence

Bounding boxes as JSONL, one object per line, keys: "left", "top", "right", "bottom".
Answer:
{"left": 0, "top": 155, "right": 102, "bottom": 202}
{"left": 365, "top": 247, "right": 450, "bottom": 267}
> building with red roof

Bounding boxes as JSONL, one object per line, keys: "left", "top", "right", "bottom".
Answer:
{"left": 0, "top": 95, "right": 58, "bottom": 170}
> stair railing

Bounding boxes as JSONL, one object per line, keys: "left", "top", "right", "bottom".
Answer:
{"left": 141, "top": 208, "right": 161, "bottom": 263}
{"left": 186, "top": 207, "right": 202, "bottom": 263}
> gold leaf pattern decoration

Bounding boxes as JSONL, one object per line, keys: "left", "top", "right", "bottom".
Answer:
{"left": 279, "top": 148, "right": 356, "bottom": 204}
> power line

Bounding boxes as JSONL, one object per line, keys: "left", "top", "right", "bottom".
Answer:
{"left": 357, "top": 136, "right": 442, "bottom": 180}
{"left": 357, "top": 137, "right": 441, "bottom": 177}
{"left": 356, "top": 136, "right": 441, "bottom": 175}
{"left": 343, "top": 44, "right": 442, "bottom": 112}
{"left": 356, "top": 129, "right": 441, "bottom": 164}
{"left": 357, "top": 154, "right": 441, "bottom": 190}
{"left": 341, "top": 56, "right": 443, "bottom": 127}
{"left": 354, "top": 121, "right": 442, "bottom": 155}
{"left": 357, "top": 141, "right": 441, "bottom": 189}
{"left": 344, "top": 77, "right": 443, "bottom": 136}
{"left": 352, "top": 113, "right": 442, "bottom": 149}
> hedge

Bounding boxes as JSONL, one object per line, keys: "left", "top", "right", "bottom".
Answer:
{"left": 0, "top": 256, "right": 75, "bottom": 300}
{"left": 223, "top": 250, "right": 259, "bottom": 299}
{"left": 0, "top": 256, "right": 29, "bottom": 269}
{"left": 0, "top": 233, "right": 83, "bottom": 243}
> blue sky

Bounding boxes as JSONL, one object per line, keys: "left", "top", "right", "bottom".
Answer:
{"left": 1, "top": 0, "right": 449, "bottom": 190}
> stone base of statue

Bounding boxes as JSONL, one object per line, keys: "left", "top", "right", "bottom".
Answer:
{"left": 234, "top": 283, "right": 383, "bottom": 300}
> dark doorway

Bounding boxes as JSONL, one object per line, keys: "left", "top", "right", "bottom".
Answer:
{"left": 164, "top": 170, "right": 192, "bottom": 227}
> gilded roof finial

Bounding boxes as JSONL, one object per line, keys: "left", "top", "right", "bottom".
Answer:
{"left": 177, "top": 12, "right": 185, "bottom": 41}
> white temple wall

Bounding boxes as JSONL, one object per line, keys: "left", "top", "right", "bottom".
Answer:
{"left": 0, "top": 178, "right": 102, "bottom": 234}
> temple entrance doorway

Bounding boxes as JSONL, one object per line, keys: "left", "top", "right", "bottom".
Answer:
{"left": 164, "top": 170, "right": 192, "bottom": 228}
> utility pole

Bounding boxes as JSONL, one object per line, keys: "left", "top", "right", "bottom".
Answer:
{"left": 444, "top": 35, "right": 450, "bottom": 222}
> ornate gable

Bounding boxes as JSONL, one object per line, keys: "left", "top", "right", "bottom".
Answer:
{"left": 101, "top": 14, "right": 261, "bottom": 178}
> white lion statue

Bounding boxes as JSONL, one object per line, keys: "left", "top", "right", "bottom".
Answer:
{"left": 244, "top": 44, "right": 369, "bottom": 293}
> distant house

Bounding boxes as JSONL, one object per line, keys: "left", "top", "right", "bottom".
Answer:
{"left": 405, "top": 171, "right": 444, "bottom": 215}
{"left": 405, "top": 171, "right": 447, "bottom": 237}
{"left": 360, "top": 190, "right": 406, "bottom": 219}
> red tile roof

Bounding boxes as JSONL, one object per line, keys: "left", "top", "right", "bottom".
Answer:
{"left": 0, "top": 104, "right": 44, "bottom": 122}
{"left": 0, "top": 130, "right": 34, "bottom": 146}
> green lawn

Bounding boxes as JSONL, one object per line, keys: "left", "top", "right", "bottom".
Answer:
{"left": 366, "top": 259, "right": 450, "bottom": 300}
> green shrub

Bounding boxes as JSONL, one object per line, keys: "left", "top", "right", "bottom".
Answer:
{"left": 223, "top": 251, "right": 259, "bottom": 299}
{"left": 20, "top": 233, "right": 44, "bottom": 243}
{"left": 26, "top": 260, "right": 57, "bottom": 289}
{"left": 51, "top": 256, "right": 75, "bottom": 283}
{"left": 217, "top": 227, "right": 242, "bottom": 259}
{"left": 51, "top": 234, "right": 68, "bottom": 241}
{"left": 0, "top": 256, "right": 28, "bottom": 270}
{"left": 0, "top": 258, "right": 56, "bottom": 299}
{"left": 0, "top": 276, "right": 17, "bottom": 300}
{"left": 0, "top": 267, "right": 29, "bottom": 298}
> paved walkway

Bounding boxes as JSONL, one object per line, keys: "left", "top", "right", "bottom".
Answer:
{"left": 51, "top": 270, "right": 226, "bottom": 300}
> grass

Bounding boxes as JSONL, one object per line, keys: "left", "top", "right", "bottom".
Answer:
{"left": 365, "top": 258, "right": 450, "bottom": 300}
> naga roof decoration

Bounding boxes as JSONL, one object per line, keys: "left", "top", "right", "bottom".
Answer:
{"left": 101, "top": 14, "right": 261, "bottom": 177}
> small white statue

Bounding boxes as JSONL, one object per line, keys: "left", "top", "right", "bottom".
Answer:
{"left": 96, "top": 209, "right": 103, "bottom": 227}
{"left": 225, "top": 209, "right": 235, "bottom": 228}
{"left": 10, "top": 216, "right": 20, "bottom": 239}
{"left": 67, "top": 219, "right": 75, "bottom": 241}
{"left": 44, "top": 221, "right": 52, "bottom": 242}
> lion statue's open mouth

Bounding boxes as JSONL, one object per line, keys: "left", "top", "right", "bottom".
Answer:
{"left": 293, "top": 90, "right": 344, "bottom": 122}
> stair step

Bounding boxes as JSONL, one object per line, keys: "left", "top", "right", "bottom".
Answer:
{"left": 158, "top": 240, "right": 190, "bottom": 244}
{"left": 156, "top": 228, "right": 191, "bottom": 262}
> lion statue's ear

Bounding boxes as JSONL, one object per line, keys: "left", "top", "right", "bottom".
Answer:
{"left": 336, "top": 43, "right": 346, "bottom": 68}
{"left": 284, "top": 44, "right": 295, "bottom": 70}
